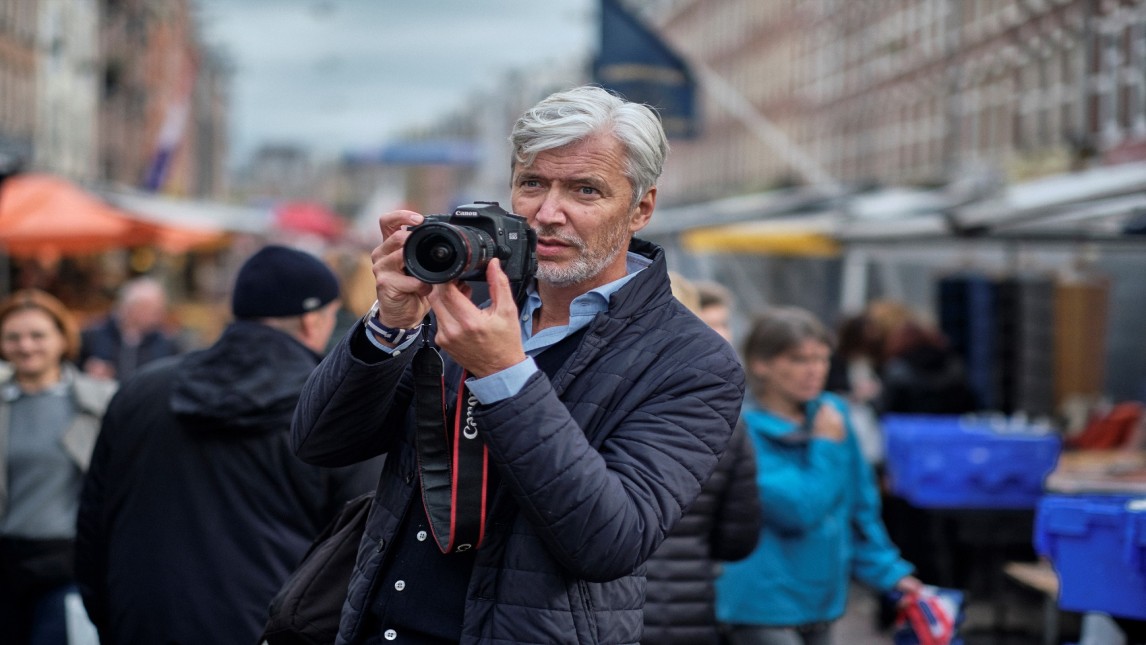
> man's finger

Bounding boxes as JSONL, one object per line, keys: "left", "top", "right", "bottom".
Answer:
{"left": 378, "top": 210, "right": 424, "bottom": 240}
{"left": 433, "top": 280, "right": 479, "bottom": 317}
{"left": 486, "top": 259, "right": 514, "bottom": 314}
{"left": 427, "top": 285, "right": 458, "bottom": 332}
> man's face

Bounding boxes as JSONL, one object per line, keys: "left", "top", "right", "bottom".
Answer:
{"left": 122, "top": 296, "right": 166, "bottom": 333}
{"left": 511, "top": 134, "right": 654, "bottom": 292}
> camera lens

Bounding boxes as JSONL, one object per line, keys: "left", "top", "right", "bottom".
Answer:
{"left": 417, "top": 239, "right": 458, "bottom": 274}
{"left": 404, "top": 222, "right": 496, "bottom": 283}
{"left": 427, "top": 243, "right": 454, "bottom": 265}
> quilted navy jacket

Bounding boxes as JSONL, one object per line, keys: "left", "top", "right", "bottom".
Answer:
{"left": 291, "top": 239, "right": 746, "bottom": 645}
{"left": 641, "top": 422, "right": 762, "bottom": 644}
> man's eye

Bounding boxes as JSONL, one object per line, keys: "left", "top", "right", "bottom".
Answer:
{"left": 578, "top": 186, "right": 598, "bottom": 195}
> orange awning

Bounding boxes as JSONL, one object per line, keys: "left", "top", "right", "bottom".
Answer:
{"left": 0, "top": 174, "right": 154, "bottom": 259}
{"left": 0, "top": 173, "right": 229, "bottom": 259}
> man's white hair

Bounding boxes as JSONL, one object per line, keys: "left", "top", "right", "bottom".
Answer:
{"left": 509, "top": 85, "right": 669, "bottom": 208}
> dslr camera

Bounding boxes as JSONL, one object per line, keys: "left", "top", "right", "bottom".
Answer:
{"left": 403, "top": 201, "right": 537, "bottom": 284}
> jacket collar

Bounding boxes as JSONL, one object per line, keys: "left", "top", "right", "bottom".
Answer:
{"left": 544, "top": 238, "right": 672, "bottom": 397}
{"left": 605, "top": 238, "right": 673, "bottom": 320}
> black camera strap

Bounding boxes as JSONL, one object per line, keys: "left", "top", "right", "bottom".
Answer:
{"left": 413, "top": 342, "right": 490, "bottom": 554}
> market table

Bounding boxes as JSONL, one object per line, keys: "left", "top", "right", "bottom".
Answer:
{"left": 1043, "top": 449, "right": 1146, "bottom": 495}
{"left": 1036, "top": 449, "right": 1146, "bottom": 642}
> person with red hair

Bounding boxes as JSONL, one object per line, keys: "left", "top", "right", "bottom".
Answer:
{"left": 0, "top": 289, "right": 116, "bottom": 644}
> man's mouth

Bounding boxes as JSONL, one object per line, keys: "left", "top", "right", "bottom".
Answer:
{"left": 536, "top": 237, "right": 579, "bottom": 256}
{"left": 537, "top": 237, "right": 569, "bottom": 249}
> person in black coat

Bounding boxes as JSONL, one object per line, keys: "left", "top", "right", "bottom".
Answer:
{"left": 642, "top": 276, "right": 761, "bottom": 645}
{"left": 78, "top": 277, "right": 181, "bottom": 381}
{"left": 642, "top": 422, "right": 761, "bottom": 644}
{"left": 74, "top": 246, "right": 383, "bottom": 645}
{"left": 878, "top": 320, "right": 977, "bottom": 416}
{"left": 876, "top": 317, "right": 979, "bottom": 623}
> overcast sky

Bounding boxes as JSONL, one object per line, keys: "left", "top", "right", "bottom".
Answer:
{"left": 196, "top": 0, "right": 597, "bottom": 164}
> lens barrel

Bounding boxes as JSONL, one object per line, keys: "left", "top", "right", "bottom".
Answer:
{"left": 404, "top": 222, "right": 497, "bottom": 283}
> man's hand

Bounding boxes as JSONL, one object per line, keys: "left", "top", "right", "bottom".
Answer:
{"left": 429, "top": 259, "right": 526, "bottom": 378}
{"left": 810, "top": 403, "right": 846, "bottom": 442}
{"left": 370, "top": 210, "right": 433, "bottom": 332}
{"left": 83, "top": 357, "right": 116, "bottom": 380}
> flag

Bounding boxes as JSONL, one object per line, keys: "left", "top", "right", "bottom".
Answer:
{"left": 142, "top": 102, "right": 190, "bottom": 192}
{"left": 593, "top": 0, "right": 697, "bottom": 138}
{"left": 142, "top": 51, "right": 197, "bottom": 192}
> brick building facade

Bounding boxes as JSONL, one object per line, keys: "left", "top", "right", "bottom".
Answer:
{"left": 654, "top": 0, "right": 1146, "bottom": 205}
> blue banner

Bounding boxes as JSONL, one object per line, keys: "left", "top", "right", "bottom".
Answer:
{"left": 593, "top": 0, "right": 697, "bottom": 138}
{"left": 343, "top": 140, "right": 481, "bottom": 166}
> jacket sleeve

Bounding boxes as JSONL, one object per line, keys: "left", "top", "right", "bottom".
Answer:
{"left": 291, "top": 325, "right": 417, "bottom": 467}
{"left": 847, "top": 414, "right": 914, "bottom": 591}
{"left": 752, "top": 424, "right": 851, "bottom": 536}
{"left": 709, "top": 422, "right": 762, "bottom": 562}
{"left": 74, "top": 398, "right": 115, "bottom": 635}
{"left": 475, "top": 345, "right": 745, "bottom": 582}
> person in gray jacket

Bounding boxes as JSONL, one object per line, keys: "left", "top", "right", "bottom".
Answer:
{"left": 291, "top": 85, "right": 746, "bottom": 644}
{"left": 0, "top": 289, "right": 117, "bottom": 644}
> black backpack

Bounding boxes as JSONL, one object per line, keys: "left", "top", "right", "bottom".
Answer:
{"left": 262, "top": 491, "right": 374, "bottom": 645}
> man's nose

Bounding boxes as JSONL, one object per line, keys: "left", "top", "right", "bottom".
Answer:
{"left": 533, "top": 191, "right": 566, "bottom": 226}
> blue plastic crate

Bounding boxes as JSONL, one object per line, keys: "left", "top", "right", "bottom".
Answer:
{"left": 1035, "top": 494, "right": 1146, "bottom": 620}
{"left": 883, "top": 414, "right": 1062, "bottom": 509}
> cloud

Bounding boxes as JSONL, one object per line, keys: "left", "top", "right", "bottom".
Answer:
{"left": 197, "top": 0, "right": 595, "bottom": 161}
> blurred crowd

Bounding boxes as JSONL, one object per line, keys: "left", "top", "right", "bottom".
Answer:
{"left": 2, "top": 245, "right": 1142, "bottom": 644}
{"left": 3, "top": 80, "right": 1144, "bottom": 642}
{"left": 0, "top": 242, "right": 384, "bottom": 644}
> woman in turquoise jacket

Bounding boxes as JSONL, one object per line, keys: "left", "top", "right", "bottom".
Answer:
{"left": 716, "top": 306, "right": 920, "bottom": 645}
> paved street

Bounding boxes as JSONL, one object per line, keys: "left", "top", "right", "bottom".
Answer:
{"left": 835, "top": 584, "right": 1052, "bottom": 645}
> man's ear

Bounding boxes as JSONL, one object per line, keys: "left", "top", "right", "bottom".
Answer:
{"left": 298, "top": 310, "right": 322, "bottom": 344}
{"left": 629, "top": 186, "right": 656, "bottom": 234}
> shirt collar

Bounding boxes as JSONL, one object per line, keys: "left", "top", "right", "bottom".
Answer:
{"left": 521, "top": 251, "right": 651, "bottom": 334}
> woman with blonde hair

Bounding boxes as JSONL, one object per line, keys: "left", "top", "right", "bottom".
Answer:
{"left": 0, "top": 289, "right": 116, "bottom": 644}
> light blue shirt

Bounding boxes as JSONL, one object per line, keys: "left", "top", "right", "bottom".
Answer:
{"left": 366, "top": 252, "right": 651, "bottom": 404}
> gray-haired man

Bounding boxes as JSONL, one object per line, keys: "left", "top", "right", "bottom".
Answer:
{"left": 292, "top": 86, "right": 745, "bottom": 644}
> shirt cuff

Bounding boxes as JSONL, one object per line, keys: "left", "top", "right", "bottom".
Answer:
{"left": 364, "top": 323, "right": 422, "bottom": 355}
{"left": 466, "top": 357, "right": 538, "bottom": 404}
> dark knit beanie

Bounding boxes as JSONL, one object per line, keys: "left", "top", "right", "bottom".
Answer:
{"left": 231, "top": 245, "right": 340, "bottom": 318}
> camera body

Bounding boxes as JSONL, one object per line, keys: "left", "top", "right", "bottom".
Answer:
{"left": 403, "top": 201, "right": 537, "bottom": 284}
